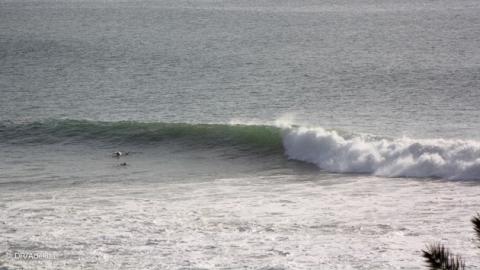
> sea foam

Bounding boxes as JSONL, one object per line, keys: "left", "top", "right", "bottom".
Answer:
{"left": 282, "top": 126, "right": 480, "bottom": 180}
{"left": 3, "top": 119, "right": 480, "bottom": 180}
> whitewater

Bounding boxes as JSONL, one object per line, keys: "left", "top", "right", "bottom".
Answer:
{"left": 1, "top": 0, "right": 480, "bottom": 269}
{"left": 2, "top": 119, "right": 480, "bottom": 181}
{"left": 283, "top": 126, "right": 480, "bottom": 180}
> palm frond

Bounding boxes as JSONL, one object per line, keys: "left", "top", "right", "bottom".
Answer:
{"left": 422, "top": 243, "right": 465, "bottom": 270}
{"left": 471, "top": 213, "right": 480, "bottom": 244}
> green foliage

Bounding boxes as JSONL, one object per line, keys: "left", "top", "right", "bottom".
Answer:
{"left": 422, "top": 213, "right": 480, "bottom": 270}
{"left": 471, "top": 213, "right": 480, "bottom": 244}
{"left": 422, "top": 243, "right": 465, "bottom": 270}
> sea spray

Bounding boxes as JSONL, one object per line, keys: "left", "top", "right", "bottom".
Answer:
{"left": 2, "top": 119, "right": 480, "bottom": 180}
{"left": 282, "top": 126, "right": 480, "bottom": 180}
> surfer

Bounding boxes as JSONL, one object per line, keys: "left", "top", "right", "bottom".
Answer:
{"left": 113, "top": 151, "right": 129, "bottom": 158}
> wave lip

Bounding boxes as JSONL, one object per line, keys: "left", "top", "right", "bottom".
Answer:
{"left": 0, "top": 119, "right": 284, "bottom": 152}
{"left": 282, "top": 126, "right": 480, "bottom": 180}
{"left": 2, "top": 119, "right": 480, "bottom": 181}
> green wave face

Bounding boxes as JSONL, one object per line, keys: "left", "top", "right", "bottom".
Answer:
{"left": 0, "top": 119, "right": 284, "bottom": 152}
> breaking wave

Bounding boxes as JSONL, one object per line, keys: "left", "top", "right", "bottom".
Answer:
{"left": 283, "top": 126, "right": 480, "bottom": 180}
{"left": 1, "top": 119, "right": 480, "bottom": 180}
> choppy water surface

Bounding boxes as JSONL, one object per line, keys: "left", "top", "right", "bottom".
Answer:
{"left": 1, "top": 0, "right": 480, "bottom": 269}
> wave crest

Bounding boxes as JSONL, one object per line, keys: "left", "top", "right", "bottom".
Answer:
{"left": 2, "top": 119, "right": 480, "bottom": 180}
{"left": 0, "top": 119, "right": 283, "bottom": 152}
{"left": 283, "top": 127, "right": 480, "bottom": 180}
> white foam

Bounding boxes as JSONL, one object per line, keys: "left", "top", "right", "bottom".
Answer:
{"left": 282, "top": 126, "right": 480, "bottom": 180}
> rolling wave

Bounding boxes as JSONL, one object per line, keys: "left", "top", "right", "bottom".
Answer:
{"left": 283, "top": 126, "right": 480, "bottom": 180}
{"left": 0, "top": 119, "right": 283, "bottom": 152}
{"left": 2, "top": 119, "right": 480, "bottom": 180}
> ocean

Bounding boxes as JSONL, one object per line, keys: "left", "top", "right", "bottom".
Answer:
{"left": 1, "top": 0, "right": 480, "bottom": 269}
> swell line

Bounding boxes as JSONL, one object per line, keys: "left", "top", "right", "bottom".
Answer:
{"left": 2, "top": 119, "right": 480, "bottom": 180}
